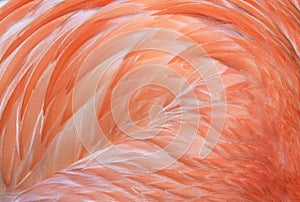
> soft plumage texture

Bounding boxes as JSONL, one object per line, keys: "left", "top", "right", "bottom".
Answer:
{"left": 0, "top": 0, "right": 299, "bottom": 201}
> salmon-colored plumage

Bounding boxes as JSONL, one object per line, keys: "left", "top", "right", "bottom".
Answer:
{"left": 0, "top": 0, "right": 299, "bottom": 201}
